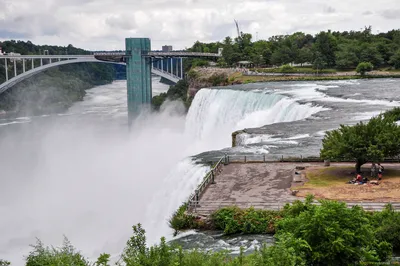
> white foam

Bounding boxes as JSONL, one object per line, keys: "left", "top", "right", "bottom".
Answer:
{"left": 288, "top": 134, "right": 310, "bottom": 140}
{"left": 281, "top": 83, "right": 400, "bottom": 107}
{"left": 185, "top": 89, "right": 326, "bottom": 151}
{"left": 0, "top": 120, "right": 31, "bottom": 126}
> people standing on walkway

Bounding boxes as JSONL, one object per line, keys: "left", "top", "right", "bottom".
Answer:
{"left": 371, "top": 163, "right": 377, "bottom": 179}
{"left": 378, "top": 163, "right": 384, "bottom": 180}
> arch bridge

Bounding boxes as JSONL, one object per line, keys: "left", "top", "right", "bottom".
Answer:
{"left": 0, "top": 38, "right": 221, "bottom": 120}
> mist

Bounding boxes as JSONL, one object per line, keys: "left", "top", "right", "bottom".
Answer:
{"left": 0, "top": 81, "right": 209, "bottom": 264}
{"left": 0, "top": 79, "right": 326, "bottom": 264}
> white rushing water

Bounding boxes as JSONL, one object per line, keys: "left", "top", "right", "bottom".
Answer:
{"left": 185, "top": 89, "right": 325, "bottom": 151}
{"left": 0, "top": 80, "right": 325, "bottom": 265}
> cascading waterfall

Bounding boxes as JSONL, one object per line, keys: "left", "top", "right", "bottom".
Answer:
{"left": 184, "top": 89, "right": 326, "bottom": 151}
{"left": 0, "top": 83, "right": 329, "bottom": 265}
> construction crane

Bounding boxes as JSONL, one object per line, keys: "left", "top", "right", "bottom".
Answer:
{"left": 234, "top": 19, "right": 241, "bottom": 39}
{"left": 234, "top": 19, "right": 243, "bottom": 50}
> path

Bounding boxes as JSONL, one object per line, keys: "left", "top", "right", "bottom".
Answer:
{"left": 192, "top": 162, "right": 400, "bottom": 215}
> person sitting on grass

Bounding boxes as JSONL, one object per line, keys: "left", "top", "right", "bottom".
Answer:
{"left": 349, "top": 173, "right": 364, "bottom": 184}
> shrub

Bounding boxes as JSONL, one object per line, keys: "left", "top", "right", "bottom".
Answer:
{"left": 280, "top": 64, "right": 295, "bottom": 73}
{"left": 25, "top": 237, "right": 89, "bottom": 266}
{"left": 371, "top": 204, "right": 400, "bottom": 251}
{"left": 211, "top": 206, "right": 281, "bottom": 234}
{"left": 356, "top": 62, "right": 374, "bottom": 75}
{"left": 277, "top": 200, "right": 392, "bottom": 265}
{"left": 208, "top": 73, "right": 228, "bottom": 86}
{"left": 168, "top": 203, "right": 197, "bottom": 235}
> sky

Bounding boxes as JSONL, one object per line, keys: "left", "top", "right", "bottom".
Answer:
{"left": 0, "top": 0, "right": 399, "bottom": 51}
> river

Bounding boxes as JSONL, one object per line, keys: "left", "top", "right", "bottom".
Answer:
{"left": 0, "top": 77, "right": 399, "bottom": 264}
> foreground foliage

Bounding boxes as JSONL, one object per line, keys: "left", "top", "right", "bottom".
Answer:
{"left": 212, "top": 206, "right": 280, "bottom": 234}
{"left": 321, "top": 108, "right": 400, "bottom": 172}
{"left": 6, "top": 197, "right": 400, "bottom": 265}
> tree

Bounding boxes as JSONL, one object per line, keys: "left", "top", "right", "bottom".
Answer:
{"left": 389, "top": 50, "right": 400, "bottom": 69}
{"left": 320, "top": 110, "right": 400, "bottom": 172}
{"left": 359, "top": 44, "right": 384, "bottom": 67}
{"left": 313, "top": 31, "right": 338, "bottom": 67}
{"left": 356, "top": 62, "right": 374, "bottom": 75}
{"left": 0, "top": 260, "right": 10, "bottom": 266}
{"left": 296, "top": 47, "right": 313, "bottom": 65}
{"left": 312, "top": 51, "right": 327, "bottom": 74}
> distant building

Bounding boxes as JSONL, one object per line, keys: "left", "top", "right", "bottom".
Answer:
{"left": 7, "top": 52, "right": 21, "bottom": 56}
{"left": 236, "top": 60, "right": 254, "bottom": 68}
{"left": 162, "top": 45, "right": 173, "bottom": 52}
{"left": 0, "top": 47, "right": 4, "bottom": 56}
{"left": 7, "top": 52, "right": 22, "bottom": 62}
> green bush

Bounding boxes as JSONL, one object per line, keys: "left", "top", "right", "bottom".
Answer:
{"left": 371, "top": 204, "right": 400, "bottom": 251}
{"left": 277, "top": 200, "right": 392, "bottom": 265}
{"left": 168, "top": 203, "right": 197, "bottom": 235}
{"left": 207, "top": 73, "right": 228, "bottom": 86}
{"left": 356, "top": 62, "right": 374, "bottom": 75}
{"left": 26, "top": 237, "right": 89, "bottom": 266}
{"left": 211, "top": 206, "right": 281, "bottom": 234}
{"left": 280, "top": 64, "right": 295, "bottom": 73}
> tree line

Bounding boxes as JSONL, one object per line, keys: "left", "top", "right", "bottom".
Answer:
{"left": 187, "top": 27, "right": 400, "bottom": 70}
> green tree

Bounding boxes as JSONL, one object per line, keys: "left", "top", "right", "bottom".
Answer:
{"left": 312, "top": 51, "right": 327, "bottom": 74}
{"left": 313, "top": 31, "right": 338, "bottom": 67}
{"left": 320, "top": 110, "right": 400, "bottom": 172}
{"left": 356, "top": 61, "right": 374, "bottom": 75}
{"left": 0, "top": 260, "right": 10, "bottom": 266}
{"left": 296, "top": 47, "right": 313, "bottom": 66}
{"left": 359, "top": 44, "right": 384, "bottom": 67}
{"left": 389, "top": 50, "right": 400, "bottom": 69}
{"left": 95, "top": 253, "right": 111, "bottom": 266}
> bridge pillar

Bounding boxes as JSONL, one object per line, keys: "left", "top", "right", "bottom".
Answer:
{"left": 4, "top": 59, "right": 8, "bottom": 81}
{"left": 125, "top": 38, "right": 152, "bottom": 122}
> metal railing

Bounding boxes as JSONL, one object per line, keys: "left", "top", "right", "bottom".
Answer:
{"left": 187, "top": 157, "right": 224, "bottom": 211}
{"left": 221, "top": 154, "right": 400, "bottom": 164}
{"left": 185, "top": 154, "right": 400, "bottom": 214}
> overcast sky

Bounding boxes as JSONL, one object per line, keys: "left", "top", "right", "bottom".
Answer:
{"left": 0, "top": 0, "right": 399, "bottom": 51}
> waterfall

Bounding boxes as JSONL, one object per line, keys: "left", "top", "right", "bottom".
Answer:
{"left": 184, "top": 89, "right": 326, "bottom": 150}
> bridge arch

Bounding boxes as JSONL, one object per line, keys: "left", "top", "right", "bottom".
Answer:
{"left": 0, "top": 58, "right": 179, "bottom": 94}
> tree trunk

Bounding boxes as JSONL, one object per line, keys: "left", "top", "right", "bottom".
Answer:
{"left": 355, "top": 159, "right": 365, "bottom": 173}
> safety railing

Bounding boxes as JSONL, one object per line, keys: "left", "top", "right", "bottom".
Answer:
{"left": 187, "top": 157, "right": 224, "bottom": 211}
{"left": 221, "top": 154, "right": 400, "bottom": 164}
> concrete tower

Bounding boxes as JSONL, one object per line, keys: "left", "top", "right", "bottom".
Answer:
{"left": 125, "top": 38, "right": 152, "bottom": 122}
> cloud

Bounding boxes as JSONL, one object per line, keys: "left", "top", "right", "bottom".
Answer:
{"left": 0, "top": 30, "right": 29, "bottom": 39}
{"left": 0, "top": 0, "right": 399, "bottom": 51}
{"left": 362, "top": 11, "right": 373, "bottom": 16}
{"left": 381, "top": 9, "right": 400, "bottom": 20}
{"left": 324, "top": 6, "right": 336, "bottom": 14}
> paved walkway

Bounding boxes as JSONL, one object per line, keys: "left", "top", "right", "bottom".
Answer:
{"left": 192, "top": 162, "right": 400, "bottom": 215}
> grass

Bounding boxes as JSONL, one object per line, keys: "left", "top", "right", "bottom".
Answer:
{"left": 302, "top": 166, "right": 350, "bottom": 187}
{"left": 229, "top": 72, "right": 400, "bottom": 84}
{"left": 250, "top": 67, "right": 338, "bottom": 74}
{"left": 296, "top": 164, "right": 400, "bottom": 202}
